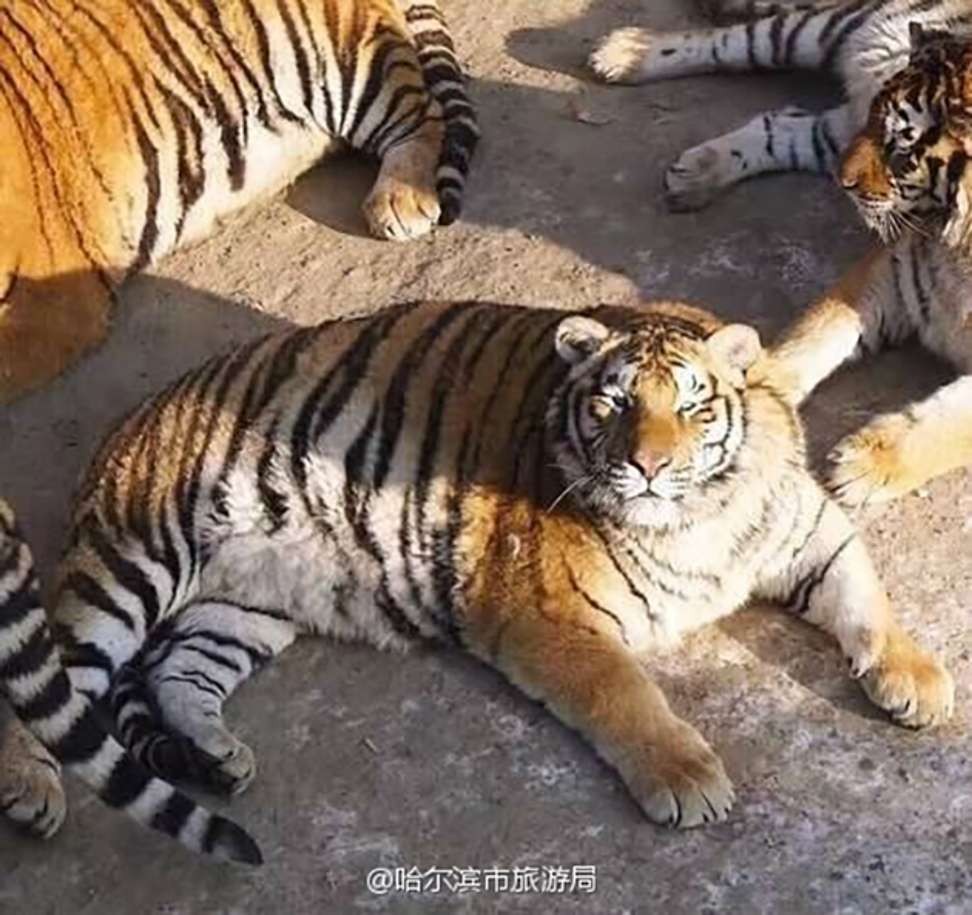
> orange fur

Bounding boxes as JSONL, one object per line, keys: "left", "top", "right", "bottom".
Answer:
{"left": 0, "top": 0, "right": 475, "bottom": 401}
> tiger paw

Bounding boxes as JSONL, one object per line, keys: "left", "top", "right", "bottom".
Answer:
{"left": 196, "top": 735, "right": 257, "bottom": 796}
{"left": 622, "top": 720, "right": 734, "bottom": 828}
{"left": 362, "top": 178, "right": 440, "bottom": 241}
{"left": 664, "top": 145, "right": 732, "bottom": 212}
{"left": 589, "top": 28, "right": 654, "bottom": 84}
{"left": 0, "top": 728, "right": 66, "bottom": 838}
{"left": 855, "top": 630, "right": 954, "bottom": 729}
{"left": 827, "top": 414, "right": 926, "bottom": 507}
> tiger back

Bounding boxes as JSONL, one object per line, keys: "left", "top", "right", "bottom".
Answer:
{"left": 0, "top": 0, "right": 478, "bottom": 402}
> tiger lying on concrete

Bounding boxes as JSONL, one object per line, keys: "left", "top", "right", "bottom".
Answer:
{"left": 0, "top": 0, "right": 477, "bottom": 402}
{"left": 594, "top": 5, "right": 972, "bottom": 504}
{"left": 0, "top": 300, "right": 953, "bottom": 860}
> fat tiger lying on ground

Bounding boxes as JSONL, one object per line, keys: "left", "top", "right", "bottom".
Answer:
{"left": 0, "top": 0, "right": 477, "bottom": 402}
{"left": 593, "top": 6, "right": 972, "bottom": 504}
{"left": 0, "top": 300, "right": 953, "bottom": 859}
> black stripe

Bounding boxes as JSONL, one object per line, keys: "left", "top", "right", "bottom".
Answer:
{"left": 54, "top": 705, "right": 107, "bottom": 764}
{"left": 0, "top": 573, "right": 42, "bottom": 631}
{"left": 239, "top": 0, "right": 303, "bottom": 124}
{"left": 787, "top": 534, "right": 856, "bottom": 615}
{"left": 62, "top": 570, "right": 137, "bottom": 633}
{"left": 86, "top": 525, "right": 160, "bottom": 630}
{"left": 566, "top": 567, "right": 629, "bottom": 644}
{"left": 158, "top": 672, "right": 226, "bottom": 701}
{"left": 16, "top": 672, "right": 71, "bottom": 723}
{"left": 101, "top": 755, "right": 153, "bottom": 808}
{"left": 0, "top": 623, "right": 53, "bottom": 683}
{"left": 151, "top": 789, "right": 196, "bottom": 838}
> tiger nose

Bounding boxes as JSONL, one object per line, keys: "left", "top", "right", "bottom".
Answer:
{"left": 631, "top": 448, "right": 671, "bottom": 480}
{"left": 839, "top": 135, "right": 883, "bottom": 193}
{"left": 839, "top": 154, "right": 862, "bottom": 190}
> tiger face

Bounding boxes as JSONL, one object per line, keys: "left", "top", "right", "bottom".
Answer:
{"left": 551, "top": 313, "right": 763, "bottom": 528}
{"left": 840, "top": 25, "right": 972, "bottom": 246}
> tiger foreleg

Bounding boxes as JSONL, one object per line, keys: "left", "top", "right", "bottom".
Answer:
{"left": 762, "top": 490, "right": 954, "bottom": 728}
{"left": 769, "top": 247, "right": 904, "bottom": 404}
{"left": 827, "top": 375, "right": 972, "bottom": 507}
{"left": 131, "top": 602, "right": 297, "bottom": 796}
{"left": 700, "top": 0, "right": 840, "bottom": 24}
{"left": 589, "top": 5, "right": 841, "bottom": 85}
{"left": 477, "top": 608, "right": 734, "bottom": 828}
{"left": 363, "top": 113, "right": 444, "bottom": 241}
{"left": 664, "top": 104, "right": 853, "bottom": 211}
{"left": 0, "top": 712, "right": 66, "bottom": 838}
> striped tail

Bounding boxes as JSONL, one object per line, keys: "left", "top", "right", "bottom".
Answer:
{"left": 0, "top": 504, "right": 261, "bottom": 864}
{"left": 400, "top": 0, "right": 480, "bottom": 225}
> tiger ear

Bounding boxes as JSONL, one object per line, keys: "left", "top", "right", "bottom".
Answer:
{"left": 707, "top": 324, "right": 762, "bottom": 380}
{"left": 554, "top": 316, "right": 611, "bottom": 365}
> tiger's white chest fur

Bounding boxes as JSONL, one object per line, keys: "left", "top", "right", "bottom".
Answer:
{"left": 196, "top": 438, "right": 809, "bottom": 656}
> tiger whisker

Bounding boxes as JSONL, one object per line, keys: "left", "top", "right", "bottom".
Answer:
{"left": 546, "top": 473, "right": 597, "bottom": 514}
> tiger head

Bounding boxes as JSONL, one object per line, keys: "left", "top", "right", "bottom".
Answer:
{"left": 549, "top": 306, "right": 781, "bottom": 529}
{"left": 840, "top": 24, "right": 972, "bottom": 248}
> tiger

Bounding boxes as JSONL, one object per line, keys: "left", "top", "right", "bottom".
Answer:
{"left": 590, "top": 5, "right": 972, "bottom": 505}
{"left": 0, "top": 0, "right": 478, "bottom": 403}
{"left": 0, "top": 298, "right": 953, "bottom": 860}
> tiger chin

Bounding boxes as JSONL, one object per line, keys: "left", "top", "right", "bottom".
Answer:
{"left": 0, "top": 0, "right": 478, "bottom": 403}
{"left": 0, "top": 300, "right": 953, "bottom": 859}
{"left": 591, "top": 3, "right": 972, "bottom": 505}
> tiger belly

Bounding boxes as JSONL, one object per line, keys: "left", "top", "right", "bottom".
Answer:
{"left": 198, "top": 527, "right": 392, "bottom": 647}
{"left": 153, "top": 120, "right": 339, "bottom": 259}
{"left": 197, "top": 498, "right": 454, "bottom": 651}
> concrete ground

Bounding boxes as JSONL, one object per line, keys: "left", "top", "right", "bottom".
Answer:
{"left": 2, "top": 1, "right": 971, "bottom": 912}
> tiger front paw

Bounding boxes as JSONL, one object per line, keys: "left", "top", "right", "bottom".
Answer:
{"left": 589, "top": 28, "right": 654, "bottom": 84}
{"left": 664, "top": 145, "right": 733, "bottom": 212}
{"left": 362, "top": 178, "right": 440, "bottom": 242}
{"left": 621, "top": 719, "right": 734, "bottom": 828}
{"left": 853, "top": 629, "right": 954, "bottom": 729}
{"left": 0, "top": 727, "right": 66, "bottom": 838}
{"left": 827, "top": 414, "right": 927, "bottom": 507}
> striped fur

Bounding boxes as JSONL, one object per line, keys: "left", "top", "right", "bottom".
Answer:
{"left": 0, "top": 0, "right": 478, "bottom": 402}
{"left": 773, "top": 28, "right": 972, "bottom": 504}
{"left": 590, "top": 0, "right": 970, "bottom": 210}
{"left": 0, "top": 301, "right": 953, "bottom": 844}
{"left": 591, "top": 6, "right": 972, "bottom": 502}
{"left": 0, "top": 499, "right": 261, "bottom": 862}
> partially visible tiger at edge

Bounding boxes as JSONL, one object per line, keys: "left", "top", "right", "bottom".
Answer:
{"left": 591, "top": 2, "right": 972, "bottom": 507}
{"left": 0, "top": 299, "right": 954, "bottom": 861}
{"left": 0, "top": 0, "right": 478, "bottom": 402}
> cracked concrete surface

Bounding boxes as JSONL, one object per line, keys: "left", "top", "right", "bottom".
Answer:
{"left": 2, "top": 1, "right": 971, "bottom": 913}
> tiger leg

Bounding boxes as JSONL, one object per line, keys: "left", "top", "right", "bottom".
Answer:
{"left": 762, "top": 487, "right": 953, "bottom": 728}
{"left": 476, "top": 610, "right": 734, "bottom": 828}
{"left": 129, "top": 602, "right": 297, "bottom": 795}
{"left": 701, "top": 0, "right": 839, "bottom": 24}
{"left": 0, "top": 273, "right": 113, "bottom": 403}
{"left": 664, "top": 104, "right": 854, "bottom": 211}
{"left": 362, "top": 121, "right": 443, "bottom": 241}
{"left": 353, "top": 9, "right": 445, "bottom": 241}
{"left": 827, "top": 375, "right": 972, "bottom": 506}
{"left": 0, "top": 711, "right": 65, "bottom": 838}
{"left": 590, "top": 5, "right": 848, "bottom": 85}
{"left": 769, "top": 247, "right": 911, "bottom": 404}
